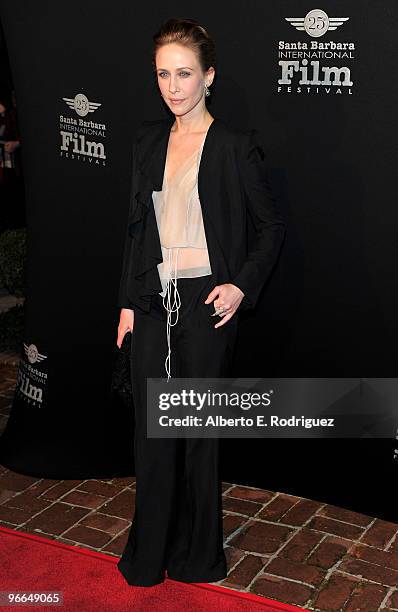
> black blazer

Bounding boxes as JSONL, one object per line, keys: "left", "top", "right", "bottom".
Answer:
{"left": 118, "top": 116, "right": 286, "bottom": 313}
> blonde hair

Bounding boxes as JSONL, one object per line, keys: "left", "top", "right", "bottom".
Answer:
{"left": 152, "top": 17, "right": 217, "bottom": 75}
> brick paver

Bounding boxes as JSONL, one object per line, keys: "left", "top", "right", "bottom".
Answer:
{"left": 1, "top": 363, "right": 398, "bottom": 610}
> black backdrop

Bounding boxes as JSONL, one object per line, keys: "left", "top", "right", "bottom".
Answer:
{"left": 0, "top": 1, "right": 397, "bottom": 521}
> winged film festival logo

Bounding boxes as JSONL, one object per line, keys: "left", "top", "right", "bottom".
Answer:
{"left": 62, "top": 93, "right": 101, "bottom": 117}
{"left": 285, "top": 9, "right": 349, "bottom": 37}
{"left": 23, "top": 343, "right": 48, "bottom": 365}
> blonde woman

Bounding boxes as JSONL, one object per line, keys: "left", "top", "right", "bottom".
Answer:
{"left": 116, "top": 17, "right": 285, "bottom": 587}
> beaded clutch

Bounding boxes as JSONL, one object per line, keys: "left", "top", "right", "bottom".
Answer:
{"left": 111, "top": 331, "right": 133, "bottom": 409}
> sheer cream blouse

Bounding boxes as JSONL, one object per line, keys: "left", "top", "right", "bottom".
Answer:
{"left": 152, "top": 131, "right": 212, "bottom": 297}
{"left": 151, "top": 130, "right": 212, "bottom": 380}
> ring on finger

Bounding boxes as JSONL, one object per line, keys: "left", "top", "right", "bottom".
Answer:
{"left": 212, "top": 306, "right": 225, "bottom": 317}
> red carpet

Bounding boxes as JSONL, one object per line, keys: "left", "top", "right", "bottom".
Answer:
{"left": 0, "top": 526, "right": 303, "bottom": 611}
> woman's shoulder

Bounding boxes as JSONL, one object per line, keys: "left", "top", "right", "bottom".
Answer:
{"left": 131, "top": 116, "right": 264, "bottom": 159}
{"left": 216, "top": 119, "right": 266, "bottom": 163}
{"left": 217, "top": 119, "right": 263, "bottom": 148}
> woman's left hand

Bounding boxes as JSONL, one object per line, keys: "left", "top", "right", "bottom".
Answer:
{"left": 204, "top": 283, "right": 245, "bottom": 328}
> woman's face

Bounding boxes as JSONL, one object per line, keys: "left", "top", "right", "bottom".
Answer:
{"left": 155, "top": 43, "right": 213, "bottom": 117}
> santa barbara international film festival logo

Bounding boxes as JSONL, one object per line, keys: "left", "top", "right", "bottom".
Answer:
{"left": 15, "top": 343, "right": 48, "bottom": 408}
{"left": 278, "top": 8, "right": 354, "bottom": 95}
{"left": 59, "top": 92, "right": 106, "bottom": 165}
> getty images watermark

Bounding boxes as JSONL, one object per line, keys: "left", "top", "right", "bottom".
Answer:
{"left": 145, "top": 378, "right": 398, "bottom": 439}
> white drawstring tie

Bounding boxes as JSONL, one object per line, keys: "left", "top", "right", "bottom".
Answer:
{"left": 162, "top": 247, "right": 181, "bottom": 381}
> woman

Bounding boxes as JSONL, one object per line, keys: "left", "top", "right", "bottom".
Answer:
{"left": 116, "top": 18, "right": 286, "bottom": 587}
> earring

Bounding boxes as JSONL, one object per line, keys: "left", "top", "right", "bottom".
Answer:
{"left": 204, "top": 84, "right": 211, "bottom": 97}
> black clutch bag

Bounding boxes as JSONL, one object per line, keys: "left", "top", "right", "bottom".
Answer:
{"left": 111, "top": 331, "right": 133, "bottom": 408}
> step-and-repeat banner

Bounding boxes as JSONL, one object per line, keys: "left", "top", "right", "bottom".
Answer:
{"left": 0, "top": 2, "right": 396, "bottom": 520}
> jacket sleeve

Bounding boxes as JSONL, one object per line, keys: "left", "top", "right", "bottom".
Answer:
{"left": 117, "top": 139, "right": 138, "bottom": 309}
{"left": 231, "top": 129, "right": 286, "bottom": 310}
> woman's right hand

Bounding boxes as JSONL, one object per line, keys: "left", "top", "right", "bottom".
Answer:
{"left": 117, "top": 308, "right": 134, "bottom": 348}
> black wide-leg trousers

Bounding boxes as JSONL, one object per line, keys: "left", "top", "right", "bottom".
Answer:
{"left": 117, "top": 274, "right": 239, "bottom": 587}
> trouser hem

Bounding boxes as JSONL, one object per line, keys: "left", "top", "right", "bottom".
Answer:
{"left": 166, "top": 567, "right": 227, "bottom": 584}
{"left": 117, "top": 559, "right": 165, "bottom": 587}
